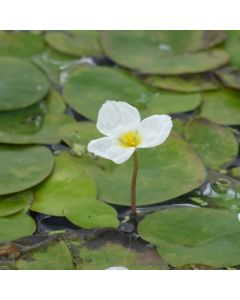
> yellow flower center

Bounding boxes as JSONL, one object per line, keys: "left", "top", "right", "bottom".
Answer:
{"left": 119, "top": 131, "right": 142, "bottom": 148}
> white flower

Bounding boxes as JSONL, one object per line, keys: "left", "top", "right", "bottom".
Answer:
{"left": 105, "top": 266, "right": 129, "bottom": 270}
{"left": 87, "top": 100, "right": 173, "bottom": 164}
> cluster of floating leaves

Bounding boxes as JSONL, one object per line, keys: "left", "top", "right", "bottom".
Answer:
{"left": 0, "top": 30, "right": 240, "bottom": 270}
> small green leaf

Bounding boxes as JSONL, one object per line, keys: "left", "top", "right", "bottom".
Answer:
{"left": 0, "top": 145, "right": 54, "bottom": 196}
{"left": 64, "top": 200, "right": 119, "bottom": 229}
{"left": 201, "top": 89, "right": 240, "bottom": 125}
{"left": 0, "top": 191, "right": 32, "bottom": 217}
{"left": 0, "top": 211, "right": 36, "bottom": 243}
{"left": 0, "top": 57, "right": 50, "bottom": 111}
{"left": 45, "top": 31, "right": 102, "bottom": 57}
{"left": 185, "top": 118, "right": 238, "bottom": 170}
{"left": 31, "top": 152, "right": 97, "bottom": 216}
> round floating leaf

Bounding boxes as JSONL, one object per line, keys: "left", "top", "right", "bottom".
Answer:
{"left": 0, "top": 57, "right": 50, "bottom": 111}
{"left": 201, "top": 89, "right": 240, "bottom": 125}
{"left": 0, "top": 211, "right": 36, "bottom": 243}
{"left": 0, "top": 191, "right": 32, "bottom": 217}
{"left": 0, "top": 146, "right": 54, "bottom": 195}
{"left": 0, "top": 107, "right": 74, "bottom": 145}
{"left": 138, "top": 207, "right": 240, "bottom": 268}
{"left": 0, "top": 98, "right": 73, "bottom": 145}
{"left": 144, "top": 73, "right": 219, "bottom": 92}
{"left": 101, "top": 31, "right": 228, "bottom": 74}
{"left": 32, "top": 153, "right": 97, "bottom": 216}
{"left": 64, "top": 200, "right": 119, "bottom": 229}
{"left": 45, "top": 31, "right": 103, "bottom": 57}
{"left": 64, "top": 66, "right": 152, "bottom": 121}
{"left": 0, "top": 32, "right": 46, "bottom": 58}
{"left": 185, "top": 118, "right": 238, "bottom": 170}
{"left": 94, "top": 133, "right": 206, "bottom": 206}
{"left": 215, "top": 67, "right": 240, "bottom": 90}
{"left": 16, "top": 240, "right": 73, "bottom": 270}
{"left": 60, "top": 122, "right": 101, "bottom": 148}
{"left": 64, "top": 66, "right": 201, "bottom": 120}
{"left": 223, "top": 31, "right": 240, "bottom": 68}
{"left": 141, "top": 91, "right": 201, "bottom": 117}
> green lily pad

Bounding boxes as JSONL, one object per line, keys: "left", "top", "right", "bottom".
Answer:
{"left": 60, "top": 122, "right": 101, "bottom": 148}
{"left": 68, "top": 230, "right": 168, "bottom": 270}
{"left": 0, "top": 101, "right": 74, "bottom": 144}
{"left": 64, "top": 65, "right": 152, "bottom": 121}
{"left": 0, "top": 31, "right": 46, "bottom": 58}
{"left": 32, "top": 152, "right": 96, "bottom": 216}
{"left": 0, "top": 145, "right": 54, "bottom": 195}
{"left": 101, "top": 31, "right": 228, "bottom": 74}
{"left": 185, "top": 118, "right": 238, "bottom": 170}
{"left": 16, "top": 240, "right": 73, "bottom": 270}
{"left": 141, "top": 91, "right": 201, "bottom": 117}
{"left": 0, "top": 57, "right": 50, "bottom": 111}
{"left": 138, "top": 207, "right": 240, "bottom": 268}
{"left": 144, "top": 73, "right": 220, "bottom": 92}
{"left": 0, "top": 191, "right": 32, "bottom": 217}
{"left": 45, "top": 31, "right": 102, "bottom": 57}
{"left": 94, "top": 133, "right": 206, "bottom": 206}
{"left": 64, "top": 66, "right": 201, "bottom": 120}
{"left": 223, "top": 31, "right": 240, "bottom": 68}
{"left": 64, "top": 200, "right": 119, "bottom": 229}
{"left": 201, "top": 89, "right": 240, "bottom": 125}
{"left": 0, "top": 211, "right": 36, "bottom": 243}
{"left": 32, "top": 153, "right": 119, "bottom": 229}
{"left": 215, "top": 67, "right": 240, "bottom": 90}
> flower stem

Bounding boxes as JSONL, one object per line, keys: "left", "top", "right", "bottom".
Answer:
{"left": 131, "top": 150, "right": 138, "bottom": 219}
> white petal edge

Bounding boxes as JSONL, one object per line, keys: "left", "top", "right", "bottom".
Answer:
{"left": 96, "top": 100, "right": 141, "bottom": 138}
{"left": 137, "top": 115, "right": 173, "bottom": 148}
{"left": 87, "top": 137, "right": 135, "bottom": 164}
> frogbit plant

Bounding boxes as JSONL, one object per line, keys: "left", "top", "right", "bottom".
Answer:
{"left": 88, "top": 101, "right": 173, "bottom": 218}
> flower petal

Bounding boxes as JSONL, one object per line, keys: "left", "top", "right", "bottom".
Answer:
{"left": 96, "top": 101, "right": 141, "bottom": 137}
{"left": 87, "top": 137, "right": 135, "bottom": 164}
{"left": 138, "top": 115, "right": 173, "bottom": 148}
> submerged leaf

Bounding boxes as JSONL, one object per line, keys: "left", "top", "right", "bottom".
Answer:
{"left": 16, "top": 240, "right": 73, "bottom": 270}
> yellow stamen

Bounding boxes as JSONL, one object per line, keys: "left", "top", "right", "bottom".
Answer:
{"left": 119, "top": 131, "right": 142, "bottom": 148}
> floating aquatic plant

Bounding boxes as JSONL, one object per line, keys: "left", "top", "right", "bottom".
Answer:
{"left": 87, "top": 100, "right": 173, "bottom": 217}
